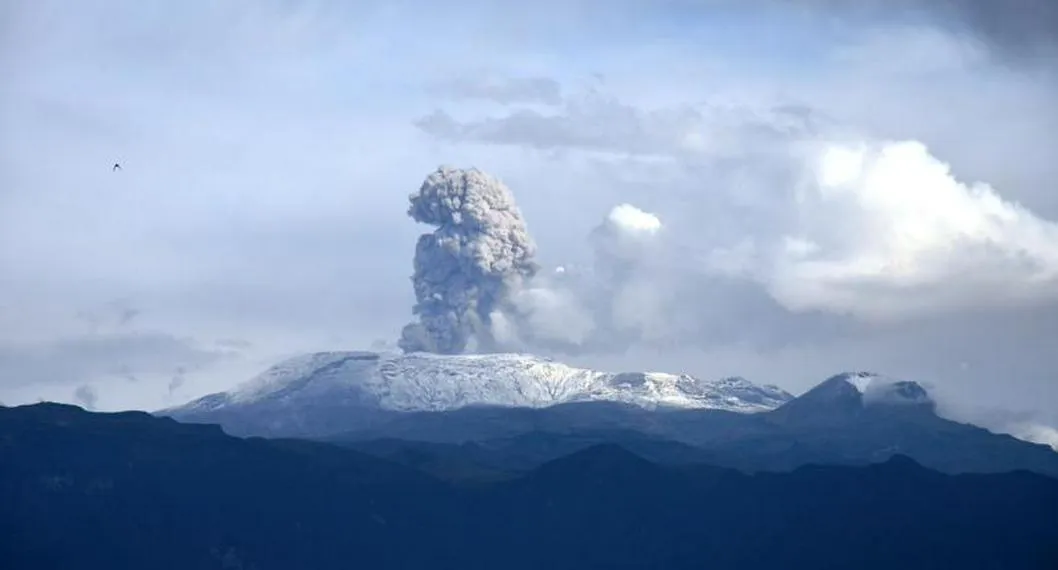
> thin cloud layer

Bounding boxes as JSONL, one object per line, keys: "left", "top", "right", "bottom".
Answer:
{"left": 432, "top": 75, "right": 564, "bottom": 105}
{"left": 416, "top": 95, "right": 812, "bottom": 159}
{"left": 0, "top": 332, "right": 233, "bottom": 390}
{"left": 805, "top": 0, "right": 1058, "bottom": 61}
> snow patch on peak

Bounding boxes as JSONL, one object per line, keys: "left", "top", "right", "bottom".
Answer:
{"left": 838, "top": 371, "right": 879, "bottom": 394}
{"left": 230, "top": 351, "right": 379, "bottom": 404}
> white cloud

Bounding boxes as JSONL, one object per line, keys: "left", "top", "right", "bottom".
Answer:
{"left": 606, "top": 204, "right": 662, "bottom": 235}
{"left": 588, "top": 203, "right": 667, "bottom": 279}
{"left": 742, "top": 138, "right": 1058, "bottom": 320}
{"left": 1002, "top": 423, "right": 1058, "bottom": 454}
{"left": 1014, "top": 424, "right": 1058, "bottom": 451}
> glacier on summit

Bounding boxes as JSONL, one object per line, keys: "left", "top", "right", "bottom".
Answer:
{"left": 169, "top": 350, "right": 793, "bottom": 417}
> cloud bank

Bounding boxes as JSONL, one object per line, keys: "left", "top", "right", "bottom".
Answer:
{"left": 405, "top": 86, "right": 1058, "bottom": 357}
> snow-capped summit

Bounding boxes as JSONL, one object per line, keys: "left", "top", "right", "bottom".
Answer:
{"left": 170, "top": 351, "right": 794, "bottom": 418}
{"left": 769, "top": 371, "right": 935, "bottom": 424}
{"left": 837, "top": 371, "right": 880, "bottom": 394}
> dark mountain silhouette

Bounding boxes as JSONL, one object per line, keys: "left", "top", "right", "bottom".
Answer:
{"left": 321, "top": 380, "right": 1058, "bottom": 477}
{"left": 337, "top": 429, "right": 722, "bottom": 482}
{"left": 3, "top": 402, "right": 1058, "bottom": 569}
{"left": 167, "top": 372, "right": 1058, "bottom": 478}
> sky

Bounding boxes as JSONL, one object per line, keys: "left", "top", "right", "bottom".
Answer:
{"left": 2, "top": 0, "right": 1057, "bottom": 441}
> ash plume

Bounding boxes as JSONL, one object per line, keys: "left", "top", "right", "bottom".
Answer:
{"left": 396, "top": 168, "right": 696, "bottom": 355}
{"left": 399, "top": 167, "right": 539, "bottom": 354}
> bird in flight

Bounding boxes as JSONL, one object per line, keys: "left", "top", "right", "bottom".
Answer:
{"left": 113, "top": 163, "right": 122, "bottom": 171}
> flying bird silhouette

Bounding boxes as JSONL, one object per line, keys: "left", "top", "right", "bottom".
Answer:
{"left": 113, "top": 163, "right": 121, "bottom": 171}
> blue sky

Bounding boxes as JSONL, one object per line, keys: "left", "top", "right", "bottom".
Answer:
{"left": 2, "top": 0, "right": 1058, "bottom": 445}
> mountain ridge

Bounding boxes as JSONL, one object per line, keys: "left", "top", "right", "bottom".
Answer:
{"left": 3, "top": 402, "right": 1057, "bottom": 570}
{"left": 158, "top": 351, "right": 1058, "bottom": 477}
{"left": 163, "top": 350, "right": 793, "bottom": 428}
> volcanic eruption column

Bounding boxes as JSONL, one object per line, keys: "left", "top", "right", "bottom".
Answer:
{"left": 399, "top": 167, "right": 539, "bottom": 354}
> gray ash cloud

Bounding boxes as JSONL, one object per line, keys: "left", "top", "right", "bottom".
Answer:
{"left": 399, "top": 167, "right": 539, "bottom": 354}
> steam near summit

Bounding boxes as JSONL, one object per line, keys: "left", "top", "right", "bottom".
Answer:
{"left": 397, "top": 165, "right": 676, "bottom": 356}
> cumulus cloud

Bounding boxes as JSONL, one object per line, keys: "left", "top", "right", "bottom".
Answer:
{"left": 551, "top": 203, "right": 696, "bottom": 349}
{"left": 587, "top": 204, "right": 665, "bottom": 283}
{"left": 727, "top": 138, "right": 1058, "bottom": 320}
{"left": 605, "top": 204, "right": 662, "bottom": 234}
{"left": 583, "top": 204, "right": 675, "bottom": 342}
